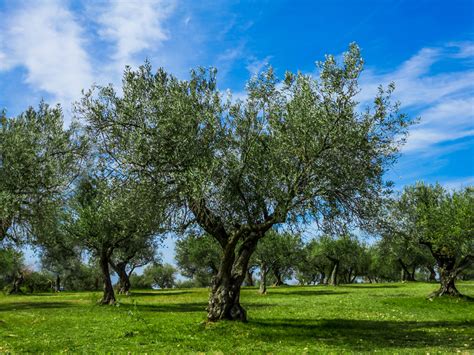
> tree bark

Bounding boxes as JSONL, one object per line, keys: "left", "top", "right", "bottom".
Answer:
{"left": 207, "top": 236, "right": 258, "bottom": 322}
{"left": 259, "top": 264, "right": 267, "bottom": 294}
{"left": 329, "top": 261, "right": 339, "bottom": 286}
{"left": 99, "top": 250, "right": 116, "bottom": 305}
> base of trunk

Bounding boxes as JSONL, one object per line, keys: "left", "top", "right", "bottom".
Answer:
{"left": 429, "top": 282, "right": 462, "bottom": 298}
{"left": 208, "top": 281, "right": 247, "bottom": 322}
{"left": 98, "top": 294, "right": 116, "bottom": 305}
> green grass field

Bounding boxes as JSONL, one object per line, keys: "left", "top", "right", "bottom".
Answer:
{"left": 0, "top": 282, "right": 473, "bottom": 353}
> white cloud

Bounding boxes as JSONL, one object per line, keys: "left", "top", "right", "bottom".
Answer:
{"left": 96, "top": 0, "right": 176, "bottom": 72}
{"left": 442, "top": 177, "right": 474, "bottom": 190}
{"left": 246, "top": 55, "right": 272, "bottom": 76}
{"left": 0, "top": 0, "right": 93, "bottom": 113}
{"left": 358, "top": 44, "right": 474, "bottom": 154}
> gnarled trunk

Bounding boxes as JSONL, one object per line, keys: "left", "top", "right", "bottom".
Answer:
{"left": 207, "top": 237, "right": 258, "bottom": 322}
{"left": 99, "top": 251, "right": 115, "bottom": 305}
{"left": 430, "top": 256, "right": 460, "bottom": 297}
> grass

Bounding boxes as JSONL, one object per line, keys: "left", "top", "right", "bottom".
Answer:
{"left": 0, "top": 282, "right": 473, "bottom": 353}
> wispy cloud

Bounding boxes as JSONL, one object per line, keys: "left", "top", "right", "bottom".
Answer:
{"left": 358, "top": 42, "right": 474, "bottom": 154}
{"left": 0, "top": 0, "right": 93, "bottom": 112}
{"left": 95, "top": 0, "right": 176, "bottom": 73}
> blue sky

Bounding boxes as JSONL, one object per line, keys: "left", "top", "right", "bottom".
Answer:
{"left": 1, "top": 0, "right": 473, "bottom": 266}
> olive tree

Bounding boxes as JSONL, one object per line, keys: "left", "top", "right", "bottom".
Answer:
{"left": 80, "top": 43, "right": 411, "bottom": 321}
{"left": 70, "top": 174, "right": 162, "bottom": 304}
{"left": 389, "top": 183, "right": 473, "bottom": 297}
{"left": 0, "top": 103, "right": 84, "bottom": 244}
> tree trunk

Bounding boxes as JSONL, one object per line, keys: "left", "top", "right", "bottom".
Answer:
{"left": 245, "top": 269, "right": 254, "bottom": 286}
{"left": 207, "top": 237, "right": 258, "bottom": 322}
{"left": 259, "top": 264, "right": 267, "bottom": 294}
{"left": 398, "top": 259, "right": 415, "bottom": 281}
{"left": 55, "top": 274, "right": 61, "bottom": 292}
{"left": 320, "top": 272, "right": 326, "bottom": 285}
{"left": 9, "top": 272, "right": 24, "bottom": 295}
{"left": 429, "top": 256, "right": 461, "bottom": 297}
{"left": 99, "top": 251, "right": 115, "bottom": 305}
{"left": 329, "top": 261, "right": 339, "bottom": 286}
{"left": 273, "top": 268, "right": 283, "bottom": 286}
{"left": 114, "top": 262, "right": 131, "bottom": 295}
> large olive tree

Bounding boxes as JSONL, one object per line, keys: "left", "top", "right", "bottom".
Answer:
{"left": 79, "top": 44, "right": 411, "bottom": 321}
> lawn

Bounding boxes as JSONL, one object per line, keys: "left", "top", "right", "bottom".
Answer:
{"left": 0, "top": 282, "right": 473, "bottom": 353}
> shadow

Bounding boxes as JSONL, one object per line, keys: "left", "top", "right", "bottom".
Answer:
{"left": 249, "top": 318, "right": 473, "bottom": 350}
{"left": 121, "top": 302, "right": 207, "bottom": 313}
{"left": 0, "top": 302, "right": 75, "bottom": 312}
{"left": 130, "top": 291, "right": 192, "bottom": 297}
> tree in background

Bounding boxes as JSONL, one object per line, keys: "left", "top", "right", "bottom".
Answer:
{"left": 110, "top": 233, "right": 158, "bottom": 295}
{"left": 253, "top": 230, "right": 302, "bottom": 294}
{"left": 0, "top": 247, "right": 24, "bottom": 293}
{"left": 81, "top": 43, "right": 412, "bottom": 321}
{"left": 175, "top": 233, "right": 221, "bottom": 287}
{"left": 143, "top": 263, "right": 177, "bottom": 289}
{"left": 388, "top": 183, "right": 473, "bottom": 297}
{"left": 70, "top": 173, "right": 162, "bottom": 304}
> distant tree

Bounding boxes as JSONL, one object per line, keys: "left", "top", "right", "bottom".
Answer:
{"left": 82, "top": 43, "right": 412, "bottom": 321}
{"left": 0, "top": 247, "right": 24, "bottom": 292}
{"left": 143, "top": 263, "right": 177, "bottom": 289}
{"left": 388, "top": 183, "right": 473, "bottom": 297}
{"left": 378, "top": 231, "right": 435, "bottom": 282}
{"left": 318, "top": 234, "right": 363, "bottom": 286}
{"left": 175, "top": 233, "right": 221, "bottom": 287}
{"left": 295, "top": 239, "right": 332, "bottom": 285}
{"left": 70, "top": 173, "right": 162, "bottom": 304}
{"left": 110, "top": 234, "right": 158, "bottom": 295}
{"left": 253, "top": 230, "right": 302, "bottom": 294}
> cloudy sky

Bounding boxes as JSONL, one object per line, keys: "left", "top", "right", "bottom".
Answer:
{"left": 1, "top": 0, "right": 473, "bottom": 263}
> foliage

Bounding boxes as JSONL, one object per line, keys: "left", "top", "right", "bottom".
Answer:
{"left": 80, "top": 43, "right": 413, "bottom": 320}
{"left": 0, "top": 103, "right": 84, "bottom": 244}
{"left": 387, "top": 183, "right": 473, "bottom": 296}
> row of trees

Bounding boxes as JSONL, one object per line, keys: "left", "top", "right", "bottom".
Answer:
{"left": 1, "top": 43, "right": 472, "bottom": 322}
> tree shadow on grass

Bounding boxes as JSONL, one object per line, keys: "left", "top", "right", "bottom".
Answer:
{"left": 121, "top": 302, "right": 207, "bottom": 313}
{"left": 0, "top": 302, "right": 75, "bottom": 312}
{"left": 250, "top": 318, "right": 473, "bottom": 350}
{"left": 130, "top": 291, "right": 192, "bottom": 297}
